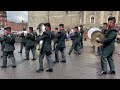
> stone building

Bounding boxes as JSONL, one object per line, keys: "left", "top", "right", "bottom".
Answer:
{"left": 28, "top": 11, "right": 120, "bottom": 30}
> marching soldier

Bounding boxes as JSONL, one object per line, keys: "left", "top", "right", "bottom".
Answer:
{"left": 54, "top": 24, "right": 67, "bottom": 63}
{"left": 18, "top": 32, "right": 27, "bottom": 54}
{"left": 96, "top": 17, "right": 117, "bottom": 75}
{"left": 79, "top": 25, "right": 84, "bottom": 49}
{"left": 36, "top": 23, "right": 54, "bottom": 73}
{"left": 0, "top": 27, "right": 16, "bottom": 68}
{"left": 24, "top": 27, "right": 36, "bottom": 60}
{"left": 68, "top": 27, "right": 81, "bottom": 56}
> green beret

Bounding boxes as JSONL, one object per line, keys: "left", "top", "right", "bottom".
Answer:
{"left": 108, "top": 17, "right": 116, "bottom": 22}
{"left": 59, "top": 24, "right": 64, "bottom": 27}
{"left": 44, "top": 23, "right": 51, "bottom": 28}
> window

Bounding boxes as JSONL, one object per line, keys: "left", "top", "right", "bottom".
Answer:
{"left": 90, "top": 16, "right": 95, "bottom": 24}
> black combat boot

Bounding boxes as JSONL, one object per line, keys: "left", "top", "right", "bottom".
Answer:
{"left": 31, "top": 58, "right": 36, "bottom": 60}
{"left": 109, "top": 71, "right": 116, "bottom": 74}
{"left": 36, "top": 69, "right": 44, "bottom": 73}
{"left": 1, "top": 66, "right": 7, "bottom": 68}
{"left": 24, "top": 58, "right": 29, "bottom": 60}
{"left": 46, "top": 69, "right": 53, "bottom": 72}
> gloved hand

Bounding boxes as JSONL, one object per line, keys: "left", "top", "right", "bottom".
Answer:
{"left": 96, "top": 38, "right": 101, "bottom": 43}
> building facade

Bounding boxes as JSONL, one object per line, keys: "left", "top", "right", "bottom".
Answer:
{"left": 28, "top": 11, "right": 120, "bottom": 30}
{"left": 0, "top": 11, "right": 7, "bottom": 29}
{"left": 6, "top": 20, "right": 28, "bottom": 32}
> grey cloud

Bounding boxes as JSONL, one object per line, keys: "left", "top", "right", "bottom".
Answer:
{"left": 6, "top": 11, "right": 28, "bottom": 23}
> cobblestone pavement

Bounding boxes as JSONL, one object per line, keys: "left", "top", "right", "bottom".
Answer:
{"left": 0, "top": 40, "right": 120, "bottom": 79}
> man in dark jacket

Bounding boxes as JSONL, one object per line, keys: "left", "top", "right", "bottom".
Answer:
{"left": 96, "top": 17, "right": 117, "bottom": 75}
{"left": 54, "top": 24, "right": 67, "bottom": 63}
{"left": 68, "top": 27, "right": 81, "bottom": 55}
{"left": 36, "top": 23, "right": 54, "bottom": 73}
{"left": 0, "top": 27, "right": 16, "bottom": 68}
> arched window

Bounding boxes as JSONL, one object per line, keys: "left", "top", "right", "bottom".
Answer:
{"left": 90, "top": 16, "right": 95, "bottom": 24}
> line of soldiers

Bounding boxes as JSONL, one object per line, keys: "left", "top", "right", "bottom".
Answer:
{"left": 0, "top": 23, "right": 84, "bottom": 73}
{"left": 0, "top": 17, "right": 117, "bottom": 75}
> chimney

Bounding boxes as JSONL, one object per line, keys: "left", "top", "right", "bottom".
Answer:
{"left": 22, "top": 20, "right": 24, "bottom": 23}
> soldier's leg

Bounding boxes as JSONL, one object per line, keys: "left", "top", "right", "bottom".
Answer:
{"left": 107, "top": 52, "right": 115, "bottom": 71}
{"left": 19, "top": 43, "right": 23, "bottom": 53}
{"left": 55, "top": 48, "right": 59, "bottom": 62}
{"left": 69, "top": 43, "right": 76, "bottom": 55}
{"left": 81, "top": 40, "right": 83, "bottom": 48}
{"left": 2, "top": 51, "right": 8, "bottom": 67}
{"left": 9, "top": 51, "right": 16, "bottom": 67}
{"left": 39, "top": 53, "right": 45, "bottom": 70}
{"left": 46, "top": 53, "right": 53, "bottom": 69}
{"left": 31, "top": 46, "right": 36, "bottom": 59}
{"left": 75, "top": 44, "right": 81, "bottom": 55}
{"left": 100, "top": 54, "right": 107, "bottom": 72}
{"left": 25, "top": 46, "right": 30, "bottom": 59}
{"left": 53, "top": 42, "right": 56, "bottom": 51}
{"left": 60, "top": 48, "right": 66, "bottom": 62}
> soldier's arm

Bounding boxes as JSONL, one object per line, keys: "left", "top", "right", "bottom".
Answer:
{"left": 36, "top": 34, "right": 46, "bottom": 43}
{"left": 101, "top": 31, "right": 117, "bottom": 43}
{"left": 55, "top": 32, "right": 61, "bottom": 38}
{"left": 0, "top": 35, "right": 6, "bottom": 41}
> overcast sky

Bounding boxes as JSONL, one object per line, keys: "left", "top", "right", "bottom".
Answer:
{"left": 6, "top": 11, "right": 28, "bottom": 23}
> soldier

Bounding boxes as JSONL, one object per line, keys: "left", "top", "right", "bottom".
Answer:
{"left": 79, "top": 25, "right": 84, "bottom": 49}
{"left": 96, "top": 17, "right": 117, "bottom": 75}
{"left": 36, "top": 23, "right": 54, "bottom": 73}
{"left": 68, "top": 27, "right": 81, "bottom": 56}
{"left": 24, "top": 27, "right": 36, "bottom": 60}
{"left": 0, "top": 27, "right": 16, "bottom": 68}
{"left": 53, "top": 24, "right": 67, "bottom": 63}
{"left": 97, "top": 23, "right": 108, "bottom": 56}
{"left": 18, "top": 32, "right": 27, "bottom": 54}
